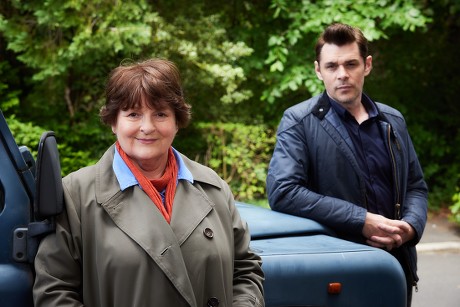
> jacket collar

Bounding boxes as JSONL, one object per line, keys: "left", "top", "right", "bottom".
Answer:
{"left": 312, "top": 91, "right": 387, "bottom": 122}
{"left": 311, "top": 92, "right": 331, "bottom": 120}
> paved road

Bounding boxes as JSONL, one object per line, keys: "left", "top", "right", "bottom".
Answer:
{"left": 412, "top": 214, "right": 460, "bottom": 307}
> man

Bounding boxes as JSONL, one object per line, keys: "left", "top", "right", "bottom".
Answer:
{"left": 266, "top": 23, "right": 428, "bottom": 307}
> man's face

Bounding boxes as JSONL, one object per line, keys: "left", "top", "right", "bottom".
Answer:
{"left": 315, "top": 42, "right": 372, "bottom": 107}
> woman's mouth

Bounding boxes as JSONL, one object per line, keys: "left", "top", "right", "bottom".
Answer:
{"left": 137, "top": 138, "right": 157, "bottom": 144}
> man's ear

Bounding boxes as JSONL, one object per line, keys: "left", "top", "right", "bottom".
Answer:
{"left": 364, "top": 55, "right": 373, "bottom": 76}
{"left": 314, "top": 61, "right": 323, "bottom": 80}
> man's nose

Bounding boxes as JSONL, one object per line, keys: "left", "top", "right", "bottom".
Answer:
{"left": 337, "top": 65, "right": 349, "bottom": 79}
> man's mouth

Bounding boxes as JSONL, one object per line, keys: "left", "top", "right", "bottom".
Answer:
{"left": 336, "top": 84, "right": 352, "bottom": 90}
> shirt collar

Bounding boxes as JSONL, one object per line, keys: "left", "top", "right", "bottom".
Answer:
{"left": 328, "top": 93, "right": 379, "bottom": 120}
{"left": 113, "top": 146, "right": 194, "bottom": 191}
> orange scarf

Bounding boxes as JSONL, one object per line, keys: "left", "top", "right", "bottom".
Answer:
{"left": 116, "top": 141, "right": 177, "bottom": 223}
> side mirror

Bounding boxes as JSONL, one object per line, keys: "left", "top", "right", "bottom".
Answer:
{"left": 34, "top": 131, "right": 63, "bottom": 220}
{"left": 22, "top": 131, "right": 64, "bottom": 262}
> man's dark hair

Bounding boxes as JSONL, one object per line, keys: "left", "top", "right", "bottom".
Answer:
{"left": 315, "top": 23, "right": 369, "bottom": 63}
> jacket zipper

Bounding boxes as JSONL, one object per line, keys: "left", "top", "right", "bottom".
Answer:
{"left": 387, "top": 123, "right": 418, "bottom": 292}
{"left": 386, "top": 124, "right": 401, "bottom": 218}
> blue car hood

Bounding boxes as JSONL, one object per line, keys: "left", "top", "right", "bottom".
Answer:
{"left": 236, "top": 202, "right": 335, "bottom": 239}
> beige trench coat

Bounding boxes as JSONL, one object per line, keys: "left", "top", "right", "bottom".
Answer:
{"left": 33, "top": 146, "right": 264, "bottom": 307}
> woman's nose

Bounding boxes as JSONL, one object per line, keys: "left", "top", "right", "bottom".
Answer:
{"left": 140, "top": 117, "right": 155, "bottom": 134}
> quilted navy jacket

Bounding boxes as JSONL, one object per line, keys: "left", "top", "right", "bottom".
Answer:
{"left": 267, "top": 92, "right": 428, "bottom": 282}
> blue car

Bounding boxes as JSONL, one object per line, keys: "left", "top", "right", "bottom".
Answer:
{"left": 237, "top": 202, "right": 406, "bottom": 306}
{"left": 0, "top": 110, "right": 406, "bottom": 306}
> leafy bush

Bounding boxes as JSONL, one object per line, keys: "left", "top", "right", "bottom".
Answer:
{"left": 405, "top": 123, "right": 460, "bottom": 211}
{"left": 6, "top": 115, "right": 97, "bottom": 176}
{"left": 190, "top": 122, "right": 276, "bottom": 201}
{"left": 5, "top": 116, "right": 45, "bottom": 159}
{"left": 450, "top": 189, "right": 460, "bottom": 225}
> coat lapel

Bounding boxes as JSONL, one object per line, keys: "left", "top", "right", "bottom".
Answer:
{"left": 100, "top": 188, "right": 197, "bottom": 306}
{"left": 170, "top": 181, "right": 214, "bottom": 245}
{"left": 95, "top": 147, "right": 198, "bottom": 306}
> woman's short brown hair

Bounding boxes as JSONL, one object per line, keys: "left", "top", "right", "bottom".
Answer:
{"left": 315, "top": 23, "right": 369, "bottom": 63}
{"left": 100, "top": 58, "right": 192, "bottom": 128}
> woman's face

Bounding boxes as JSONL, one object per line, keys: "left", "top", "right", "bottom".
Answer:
{"left": 112, "top": 101, "right": 178, "bottom": 174}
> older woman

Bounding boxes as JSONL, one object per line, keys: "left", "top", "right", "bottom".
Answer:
{"left": 33, "top": 59, "right": 265, "bottom": 307}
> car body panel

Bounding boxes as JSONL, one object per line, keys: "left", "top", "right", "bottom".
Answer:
{"left": 0, "top": 111, "right": 35, "bottom": 306}
{"left": 236, "top": 202, "right": 335, "bottom": 238}
{"left": 237, "top": 202, "right": 407, "bottom": 307}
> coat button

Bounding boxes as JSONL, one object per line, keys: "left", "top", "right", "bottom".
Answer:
{"left": 203, "top": 227, "right": 214, "bottom": 239}
{"left": 207, "top": 297, "right": 219, "bottom": 306}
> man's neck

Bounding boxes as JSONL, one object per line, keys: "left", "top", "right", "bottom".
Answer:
{"left": 347, "top": 102, "right": 369, "bottom": 124}
{"left": 328, "top": 94, "right": 369, "bottom": 124}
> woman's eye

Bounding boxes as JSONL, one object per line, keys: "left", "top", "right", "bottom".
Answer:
{"left": 153, "top": 112, "right": 168, "bottom": 121}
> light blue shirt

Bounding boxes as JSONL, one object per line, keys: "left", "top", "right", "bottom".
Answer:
{"left": 113, "top": 147, "right": 194, "bottom": 201}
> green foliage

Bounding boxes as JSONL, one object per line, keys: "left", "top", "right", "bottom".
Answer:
{"left": 0, "top": 0, "right": 163, "bottom": 131}
{"left": 58, "top": 144, "right": 98, "bottom": 176}
{"left": 5, "top": 115, "right": 45, "bottom": 158}
{"left": 5, "top": 115, "right": 96, "bottom": 176}
{"left": 0, "top": 0, "right": 256, "bottom": 177}
{"left": 263, "top": 0, "right": 432, "bottom": 103}
{"left": 403, "top": 123, "right": 459, "bottom": 211}
{"left": 1, "top": 0, "right": 459, "bottom": 220}
{"left": 1, "top": 0, "right": 158, "bottom": 81}
{"left": 450, "top": 189, "right": 460, "bottom": 224}
{"left": 194, "top": 122, "right": 276, "bottom": 201}
{"left": 0, "top": 83, "right": 19, "bottom": 112}
{"left": 0, "top": 61, "right": 20, "bottom": 111}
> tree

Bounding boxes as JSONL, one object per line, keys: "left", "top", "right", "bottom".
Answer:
{"left": 260, "top": 0, "right": 431, "bottom": 108}
{"left": 0, "top": 0, "right": 253, "bottom": 160}
{"left": 3, "top": 0, "right": 459, "bottom": 207}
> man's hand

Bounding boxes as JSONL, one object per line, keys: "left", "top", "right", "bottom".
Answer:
{"left": 362, "top": 212, "right": 415, "bottom": 251}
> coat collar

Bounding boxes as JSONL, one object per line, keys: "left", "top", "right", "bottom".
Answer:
{"left": 95, "top": 145, "right": 222, "bottom": 204}
{"left": 94, "top": 145, "right": 222, "bottom": 306}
